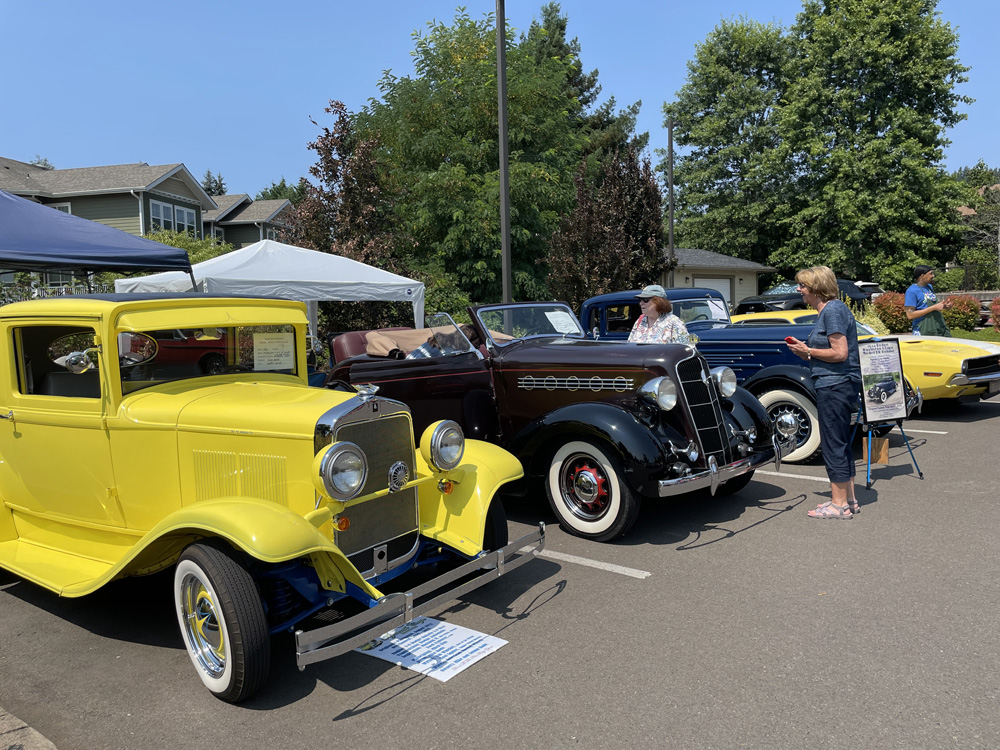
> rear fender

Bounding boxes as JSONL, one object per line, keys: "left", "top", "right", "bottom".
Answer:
{"left": 415, "top": 439, "right": 522, "bottom": 555}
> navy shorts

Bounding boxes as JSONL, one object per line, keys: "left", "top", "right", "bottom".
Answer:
{"left": 816, "top": 380, "right": 860, "bottom": 483}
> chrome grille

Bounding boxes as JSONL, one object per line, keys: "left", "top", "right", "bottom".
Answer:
{"left": 675, "top": 355, "right": 731, "bottom": 466}
{"left": 964, "top": 354, "right": 1000, "bottom": 379}
{"left": 332, "top": 413, "right": 419, "bottom": 559}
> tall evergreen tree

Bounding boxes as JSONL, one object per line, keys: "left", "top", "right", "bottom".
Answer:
{"left": 200, "top": 169, "right": 227, "bottom": 196}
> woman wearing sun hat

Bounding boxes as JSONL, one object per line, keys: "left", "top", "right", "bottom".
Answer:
{"left": 627, "top": 284, "right": 691, "bottom": 345}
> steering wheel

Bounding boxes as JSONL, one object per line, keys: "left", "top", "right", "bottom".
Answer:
{"left": 689, "top": 314, "right": 709, "bottom": 322}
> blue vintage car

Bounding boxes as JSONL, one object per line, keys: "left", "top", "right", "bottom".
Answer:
{"left": 580, "top": 288, "right": 917, "bottom": 463}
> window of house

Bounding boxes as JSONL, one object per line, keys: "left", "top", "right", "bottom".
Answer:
{"left": 213, "top": 227, "right": 225, "bottom": 241}
{"left": 175, "top": 206, "right": 197, "bottom": 234}
{"left": 49, "top": 202, "right": 72, "bottom": 214}
{"left": 266, "top": 226, "right": 278, "bottom": 241}
{"left": 150, "top": 200, "right": 173, "bottom": 231}
{"left": 44, "top": 272, "right": 75, "bottom": 288}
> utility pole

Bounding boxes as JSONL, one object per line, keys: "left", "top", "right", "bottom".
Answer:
{"left": 496, "top": 0, "right": 512, "bottom": 304}
{"left": 667, "top": 118, "right": 675, "bottom": 287}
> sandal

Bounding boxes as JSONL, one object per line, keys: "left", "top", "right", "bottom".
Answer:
{"left": 816, "top": 499, "right": 860, "bottom": 514}
{"left": 807, "top": 502, "right": 853, "bottom": 519}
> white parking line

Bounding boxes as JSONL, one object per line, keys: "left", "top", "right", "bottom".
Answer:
{"left": 520, "top": 548, "right": 652, "bottom": 579}
{"left": 758, "top": 470, "right": 829, "bottom": 483}
{"left": 899, "top": 428, "right": 948, "bottom": 435}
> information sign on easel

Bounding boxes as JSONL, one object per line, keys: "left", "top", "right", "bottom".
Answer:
{"left": 856, "top": 337, "right": 924, "bottom": 488}
{"left": 859, "top": 339, "right": 907, "bottom": 423}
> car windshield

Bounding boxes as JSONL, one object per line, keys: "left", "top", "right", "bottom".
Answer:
{"left": 120, "top": 324, "right": 299, "bottom": 394}
{"left": 421, "top": 313, "right": 479, "bottom": 354}
{"left": 476, "top": 303, "right": 584, "bottom": 346}
{"left": 762, "top": 282, "right": 799, "bottom": 296}
{"left": 672, "top": 297, "right": 731, "bottom": 324}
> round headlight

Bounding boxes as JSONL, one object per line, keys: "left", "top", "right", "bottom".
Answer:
{"left": 711, "top": 367, "right": 738, "bottom": 398}
{"left": 319, "top": 442, "right": 368, "bottom": 500}
{"left": 639, "top": 376, "right": 677, "bottom": 411}
{"left": 429, "top": 420, "right": 465, "bottom": 471}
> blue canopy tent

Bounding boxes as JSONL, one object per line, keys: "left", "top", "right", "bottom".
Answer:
{"left": 0, "top": 190, "right": 195, "bottom": 281}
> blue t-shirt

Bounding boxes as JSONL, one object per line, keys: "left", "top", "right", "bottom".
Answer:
{"left": 808, "top": 299, "right": 861, "bottom": 388}
{"left": 904, "top": 283, "right": 937, "bottom": 335}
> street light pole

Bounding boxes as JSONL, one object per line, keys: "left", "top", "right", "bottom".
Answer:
{"left": 667, "top": 118, "right": 675, "bottom": 287}
{"left": 496, "top": 0, "right": 512, "bottom": 304}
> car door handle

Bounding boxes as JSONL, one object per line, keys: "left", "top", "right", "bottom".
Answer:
{"left": 0, "top": 410, "right": 13, "bottom": 420}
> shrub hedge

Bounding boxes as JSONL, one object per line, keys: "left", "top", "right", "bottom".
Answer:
{"left": 942, "top": 295, "right": 982, "bottom": 332}
{"left": 872, "top": 292, "right": 910, "bottom": 333}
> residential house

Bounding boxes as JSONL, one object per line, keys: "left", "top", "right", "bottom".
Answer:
{"left": 661, "top": 247, "right": 777, "bottom": 308}
{"left": 202, "top": 194, "right": 292, "bottom": 248}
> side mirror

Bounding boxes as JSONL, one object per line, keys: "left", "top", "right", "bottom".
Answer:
{"left": 65, "top": 349, "right": 99, "bottom": 374}
{"left": 592, "top": 326, "right": 600, "bottom": 340}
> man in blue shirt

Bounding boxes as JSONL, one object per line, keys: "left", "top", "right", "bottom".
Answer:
{"left": 904, "top": 265, "right": 950, "bottom": 336}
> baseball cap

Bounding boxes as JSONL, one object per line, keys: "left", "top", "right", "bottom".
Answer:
{"left": 635, "top": 284, "right": 667, "bottom": 299}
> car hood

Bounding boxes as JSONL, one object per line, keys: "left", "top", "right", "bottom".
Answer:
{"left": 880, "top": 334, "right": 1000, "bottom": 357}
{"left": 119, "top": 380, "right": 355, "bottom": 438}
{"left": 496, "top": 337, "right": 698, "bottom": 372}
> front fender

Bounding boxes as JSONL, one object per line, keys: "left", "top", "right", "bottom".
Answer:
{"left": 509, "top": 402, "right": 672, "bottom": 493}
{"left": 725, "top": 387, "right": 774, "bottom": 435}
{"left": 743, "top": 366, "right": 816, "bottom": 399}
{"left": 66, "top": 498, "right": 382, "bottom": 600}
{"left": 415, "top": 439, "right": 523, "bottom": 555}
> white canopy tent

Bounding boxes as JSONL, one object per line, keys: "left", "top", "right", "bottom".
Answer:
{"left": 115, "top": 239, "right": 425, "bottom": 334}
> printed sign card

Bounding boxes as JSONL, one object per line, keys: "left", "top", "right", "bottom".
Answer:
{"left": 355, "top": 616, "right": 506, "bottom": 682}
{"left": 859, "top": 338, "right": 907, "bottom": 423}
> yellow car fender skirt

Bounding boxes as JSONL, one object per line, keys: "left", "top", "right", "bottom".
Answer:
{"left": 415, "top": 439, "right": 523, "bottom": 552}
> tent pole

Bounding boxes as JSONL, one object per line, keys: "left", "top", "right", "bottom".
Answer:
{"left": 189, "top": 270, "right": 198, "bottom": 291}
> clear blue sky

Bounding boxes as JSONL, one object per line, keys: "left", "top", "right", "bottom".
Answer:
{"left": 2, "top": 0, "right": 996, "bottom": 197}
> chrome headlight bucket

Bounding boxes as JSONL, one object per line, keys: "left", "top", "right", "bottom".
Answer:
{"left": 639, "top": 376, "right": 678, "bottom": 411}
{"left": 710, "top": 367, "right": 738, "bottom": 398}
{"left": 314, "top": 441, "right": 368, "bottom": 500}
{"left": 420, "top": 420, "right": 466, "bottom": 472}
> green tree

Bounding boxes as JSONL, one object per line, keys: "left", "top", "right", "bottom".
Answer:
{"left": 352, "top": 8, "right": 586, "bottom": 303}
{"left": 145, "top": 229, "right": 233, "bottom": 264}
{"left": 256, "top": 177, "right": 309, "bottom": 204}
{"left": 661, "top": 18, "right": 790, "bottom": 266}
{"left": 200, "top": 169, "right": 227, "bottom": 196}
{"left": 548, "top": 145, "right": 666, "bottom": 309}
{"left": 29, "top": 155, "right": 54, "bottom": 169}
{"left": 953, "top": 159, "right": 1000, "bottom": 186}
{"left": 771, "top": 0, "right": 970, "bottom": 284}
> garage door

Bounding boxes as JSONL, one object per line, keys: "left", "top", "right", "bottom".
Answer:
{"left": 693, "top": 277, "right": 733, "bottom": 305}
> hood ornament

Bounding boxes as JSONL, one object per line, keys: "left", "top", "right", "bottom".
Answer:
{"left": 355, "top": 383, "right": 380, "bottom": 402}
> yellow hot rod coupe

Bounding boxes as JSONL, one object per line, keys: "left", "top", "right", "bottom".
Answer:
{"left": 0, "top": 294, "right": 543, "bottom": 702}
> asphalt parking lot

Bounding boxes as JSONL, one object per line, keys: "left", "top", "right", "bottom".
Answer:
{"left": 2, "top": 399, "right": 999, "bottom": 750}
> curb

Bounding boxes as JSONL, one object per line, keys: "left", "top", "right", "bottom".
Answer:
{"left": 1, "top": 708, "right": 57, "bottom": 750}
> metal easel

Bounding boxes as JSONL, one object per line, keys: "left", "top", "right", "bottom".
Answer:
{"left": 852, "top": 407, "right": 924, "bottom": 490}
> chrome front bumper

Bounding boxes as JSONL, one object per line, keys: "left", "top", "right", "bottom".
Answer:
{"left": 295, "top": 524, "right": 546, "bottom": 669}
{"left": 657, "top": 433, "right": 789, "bottom": 497}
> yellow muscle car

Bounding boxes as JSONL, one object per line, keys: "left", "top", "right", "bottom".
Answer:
{"left": 0, "top": 295, "right": 543, "bottom": 703}
{"left": 731, "top": 310, "right": 1000, "bottom": 401}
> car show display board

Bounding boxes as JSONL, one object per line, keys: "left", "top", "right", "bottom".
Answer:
{"left": 355, "top": 616, "right": 505, "bottom": 682}
{"left": 859, "top": 338, "right": 907, "bottom": 423}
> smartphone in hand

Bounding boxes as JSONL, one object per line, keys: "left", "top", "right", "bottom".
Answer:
{"left": 784, "top": 336, "right": 797, "bottom": 345}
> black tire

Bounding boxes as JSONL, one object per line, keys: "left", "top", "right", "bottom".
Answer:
{"left": 545, "top": 440, "right": 640, "bottom": 542}
{"left": 482, "top": 499, "right": 509, "bottom": 551}
{"left": 715, "top": 470, "right": 755, "bottom": 496}
{"left": 756, "top": 389, "right": 821, "bottom": 463}
{"left": 174, "top": 541, "right": 270, "bottom": 703}
{"left": 201, "top": 353, "right": 225, "bottom": 375}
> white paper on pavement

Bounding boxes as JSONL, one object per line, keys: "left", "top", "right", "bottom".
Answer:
{"left": 354, "top": 616, "right": 506, "bottom": 682}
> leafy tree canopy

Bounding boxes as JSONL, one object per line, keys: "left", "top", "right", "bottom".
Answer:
{"left": 29, "top": 155, "right": 54, "bottom": 169}
{"left": 663, "top": 0, "right": 971, "bottom": 288}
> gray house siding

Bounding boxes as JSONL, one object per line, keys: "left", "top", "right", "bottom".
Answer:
{"left": 45, "top": 193, "right": 141, "bottom": 234}
{"left": 224, "top": 224, "right": 263, "bottom": 248}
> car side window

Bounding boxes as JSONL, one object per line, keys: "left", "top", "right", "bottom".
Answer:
{"left": 606, "top": 304, "right": 638, "bottom": 333}
{"left": 14, "top": 325, "right": 101, "bottom": 398}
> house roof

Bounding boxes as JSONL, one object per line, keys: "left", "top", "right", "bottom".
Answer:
{"left": 670, "top": 247, "right": 776, "bottom": 272}
{"left": 218, "top": 198, "right": 291, "bottom": 225}
{"left": 203, "top": 193, "right": 251, "bottom": 222}
{"left": 0, "top": 157, "right": 217, "bottom": 209}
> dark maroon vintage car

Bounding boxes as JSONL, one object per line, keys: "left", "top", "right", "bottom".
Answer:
{"left": 327, "top": 304, "right": 792, "bottom": 541}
